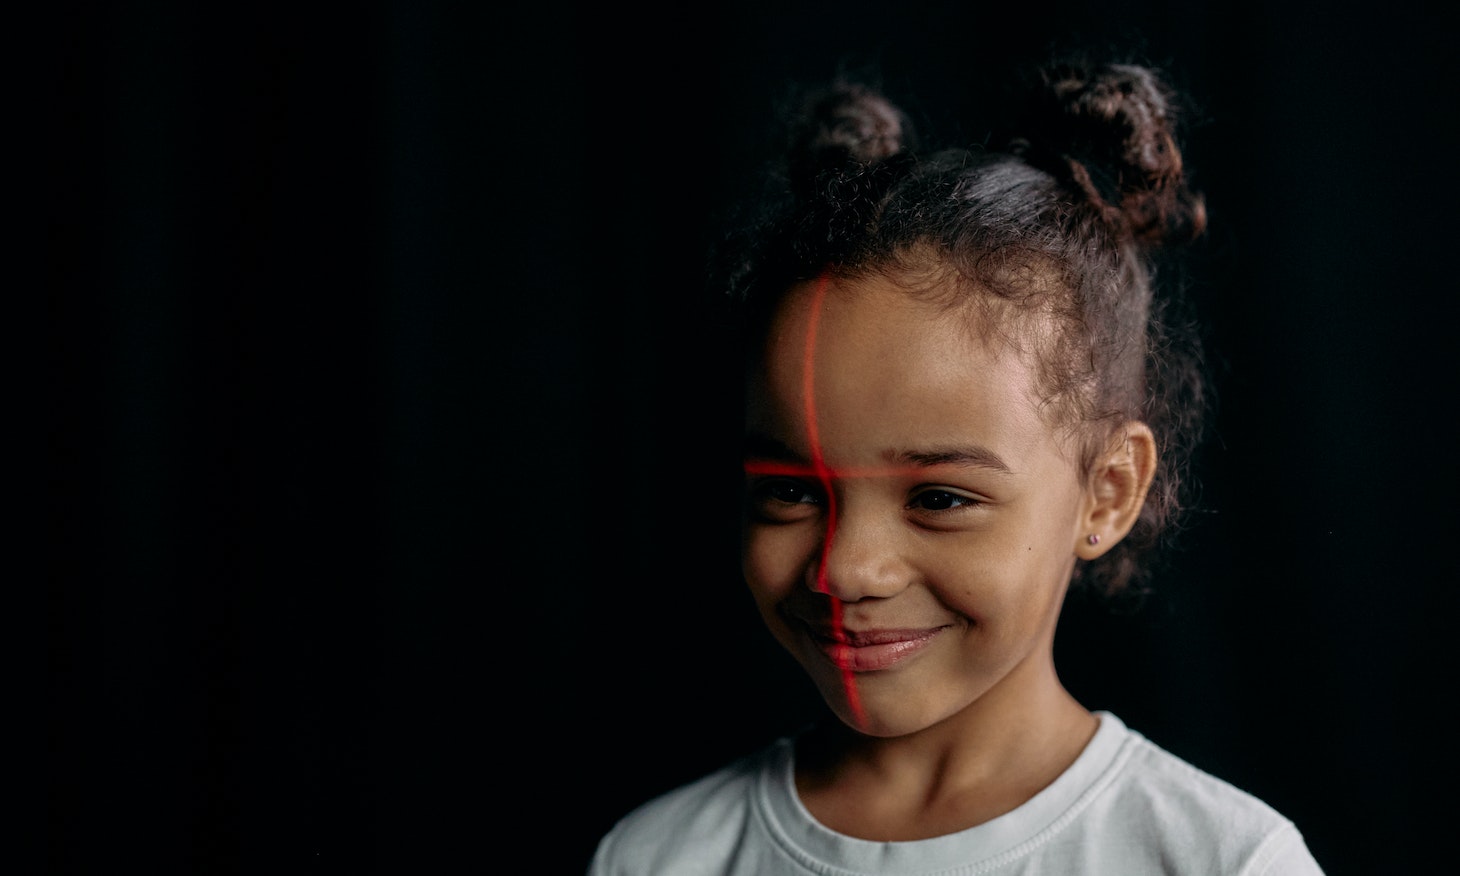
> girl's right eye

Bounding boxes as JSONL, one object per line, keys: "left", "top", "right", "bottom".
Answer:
{"left": 747, "top": 478, "right": 823, "bottom": 521}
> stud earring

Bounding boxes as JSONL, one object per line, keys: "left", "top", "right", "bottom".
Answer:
{"left": 1087, "top": 534, "right": 1100, "bottom": 546}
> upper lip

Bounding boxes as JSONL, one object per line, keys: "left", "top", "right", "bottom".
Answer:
{"left": 802, "top": 624, "right": 946, "bottom": 647}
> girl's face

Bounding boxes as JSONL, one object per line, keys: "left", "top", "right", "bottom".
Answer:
{"left": 742, "top": 273, "right": 1094, "bottom": 737}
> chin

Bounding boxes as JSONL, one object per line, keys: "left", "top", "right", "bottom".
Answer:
{"left": 833, "top": 706, "right": 928, "bottom": 738}
{"left": 815, "top": 684, "right": 930, "bottom": 737}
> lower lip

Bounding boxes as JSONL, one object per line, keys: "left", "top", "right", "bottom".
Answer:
{"left": 810, "top": 629, "right": 945, "bottom": 672}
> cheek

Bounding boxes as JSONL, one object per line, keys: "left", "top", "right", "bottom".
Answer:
{"left": 928, "top": 530, "right": 1074, "bottom": 622}
{"left": 742, "top": 524, "right": 815, "bottom": 605}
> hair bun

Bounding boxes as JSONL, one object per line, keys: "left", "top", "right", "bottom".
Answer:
{"left": 1015, "top": 61, "right": 1207, "bottom": 246}
{"left": 786, "top": 81, "right": 914, "bottom": 187}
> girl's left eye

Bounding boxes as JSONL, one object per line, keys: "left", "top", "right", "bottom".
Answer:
{"left": 909, "top": 489, "right": 980, "bottom": 512}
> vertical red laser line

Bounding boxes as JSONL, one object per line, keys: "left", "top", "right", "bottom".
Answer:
{"left": 801, "top": 274, "right": 865, "bottom": 729}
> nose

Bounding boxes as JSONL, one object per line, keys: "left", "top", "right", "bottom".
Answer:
{"left": 810, "top": 503, "right": 911, "bottom": 602}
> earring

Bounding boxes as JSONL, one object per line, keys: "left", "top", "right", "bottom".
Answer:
{"left": 1087, "top": 534, "right": 1100, "bottom": 546}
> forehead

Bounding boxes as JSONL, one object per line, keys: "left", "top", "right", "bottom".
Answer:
{"left": 747, "top": 274, "right": 1071, "bottom": 467}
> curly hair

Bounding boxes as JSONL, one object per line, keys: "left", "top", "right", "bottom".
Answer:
{"left": 710, "top": 59, "right": 1211, "bottom": 600}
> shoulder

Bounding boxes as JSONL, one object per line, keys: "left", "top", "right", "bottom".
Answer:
{"left": 588, "top": 738, "right": 789, "bottom": 876}
{"left": 1084, "top": 714, "right": 1325, "bottom": 875}
{"left": 1110, "top": 723, "right": 1289, "bottom": 833}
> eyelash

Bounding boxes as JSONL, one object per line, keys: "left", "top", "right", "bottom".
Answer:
{"left": 746, "top": 479, "right": 984, "bottom": 518}
{"left": 748, "top": 479, "right": 824, "bottom": 513}
{"left": 909, "top": 488, "right": 982, "bottom": 512}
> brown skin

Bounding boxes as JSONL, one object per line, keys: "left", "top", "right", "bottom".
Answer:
{"left": 741, "top": 273, "right": 1156, "bottom": 841}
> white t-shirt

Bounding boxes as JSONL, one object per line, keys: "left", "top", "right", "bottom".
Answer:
{"left": 589, "top": 711, "right": 1324, "bottom": 875}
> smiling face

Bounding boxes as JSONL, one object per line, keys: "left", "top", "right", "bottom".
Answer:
{"left": 742, "top": 272, "right": 1096, "bottom": 738}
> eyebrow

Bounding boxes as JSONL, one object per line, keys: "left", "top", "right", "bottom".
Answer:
{"left": 892, "top": 447, "right": 1012, "bottom": 474}
{"left": 742, "top": 432, "right": 1013, "bottom": 476}
{"left": 742, "top": 433, "right": 802, "bottom": 461}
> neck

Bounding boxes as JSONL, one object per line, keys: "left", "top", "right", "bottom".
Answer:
{"left": 795, "top": 658, "right": 1097, "bottom": 841}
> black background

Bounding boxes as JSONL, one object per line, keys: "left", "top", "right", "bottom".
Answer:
{"left": 49, "top": 2, "right": 1455, "bottom": 873}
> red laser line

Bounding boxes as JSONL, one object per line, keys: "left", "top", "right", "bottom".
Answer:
{"left": 800, "top": 274, "right": 865, "bottom": 729}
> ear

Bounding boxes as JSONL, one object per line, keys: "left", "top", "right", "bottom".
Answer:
{"left": 1075, "top": 421, "right": 1157, "bottom": 560}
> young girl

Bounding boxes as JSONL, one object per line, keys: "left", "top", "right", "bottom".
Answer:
{"left": 589, "top": 59, "right": 1325, "bottom": 875}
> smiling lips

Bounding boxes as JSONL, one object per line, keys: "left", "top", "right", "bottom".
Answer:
{"left": 806, "top": 625, "right": 947, "bottom": 672}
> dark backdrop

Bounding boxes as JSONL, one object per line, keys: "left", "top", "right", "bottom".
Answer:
{"left": 49, "top": 2, "right": 1455, "bottom": 873}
